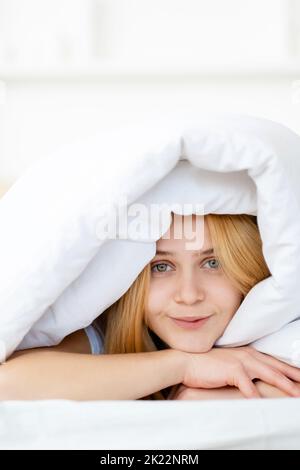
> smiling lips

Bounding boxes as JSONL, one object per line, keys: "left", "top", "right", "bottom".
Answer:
{"left": 172, "top": 316, "right": 208, "bottom": 322}
{"left": 170, "top": 315, "right": 211, "bottom": 329}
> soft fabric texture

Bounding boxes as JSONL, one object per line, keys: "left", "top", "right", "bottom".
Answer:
{"left": 1, "top": 399, "right": 300, "bottom": 450}
{"left": 84, "top": 324, "right": 104, "bottom": 355}
{"left": 1, "top": 113, "right": 300, "bottom": 365}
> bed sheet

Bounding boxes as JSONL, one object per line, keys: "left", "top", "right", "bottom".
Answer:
{"left": 0, "top": 398, "right": 300, "bottom": 450}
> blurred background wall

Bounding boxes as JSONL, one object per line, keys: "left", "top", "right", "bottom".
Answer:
{"left": 0, "top": 0, "right": 300, "bottom": 193}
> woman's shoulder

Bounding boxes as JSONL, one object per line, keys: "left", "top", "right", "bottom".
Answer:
{"left": 55, "top": 325, "right": 104, "bottom": 355}
{"left": 44, "top": 328, "right": 92, "bottom": 354}
{"left": 10, "top": 323, "right": 104, "bottom": 359}
{"left": 52, "top": 315, "right": 105, "bottom": 355}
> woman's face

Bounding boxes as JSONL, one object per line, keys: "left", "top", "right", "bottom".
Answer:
{"left": 145, "top": 214, "right": 243, "bottom": 353}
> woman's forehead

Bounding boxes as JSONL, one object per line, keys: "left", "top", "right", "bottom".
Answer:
{"left": 156, "top": 216, "right": 211, "bottom": 254}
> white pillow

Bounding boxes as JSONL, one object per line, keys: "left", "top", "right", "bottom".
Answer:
{"left": 1, "top": 113, "right": 300, "bottom": 366}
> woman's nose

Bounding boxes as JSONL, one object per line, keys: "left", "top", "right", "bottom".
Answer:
{"left": 174, "top": 273, "right": 205, "bottom": 305}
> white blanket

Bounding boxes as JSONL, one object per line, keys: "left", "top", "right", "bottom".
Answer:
{"left": 1, "top": 399, "right": 300, "bottom": 450}
{"left": 1, "top": 113, "right": 300, "bottom": 365}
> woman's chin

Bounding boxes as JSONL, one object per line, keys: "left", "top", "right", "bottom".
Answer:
{"left": 168, "top": 339, "right": 214, "bottom": 354}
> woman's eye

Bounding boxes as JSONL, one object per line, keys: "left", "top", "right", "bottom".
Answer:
{"left": 202, "top": 258, "right": 220, "bottom": 269}
{"left": 151, "top": 263, "right": 172, "bottom": 273}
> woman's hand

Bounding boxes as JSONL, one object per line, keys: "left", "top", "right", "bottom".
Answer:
{"left": 172, "top": 379, "right": 297, "bottom": 400}
{"left": 171, "top": 381, "right": 294, "bottom": 400}
{"left": 171, "top": 384, "right": 244, "bottom": 400}
{"left": 182, "top": 346, "right": 300, "bottom": 399}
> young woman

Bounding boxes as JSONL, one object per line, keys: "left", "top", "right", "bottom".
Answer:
{"left": 1, "top": 212, "right": 300, "bottom": 401}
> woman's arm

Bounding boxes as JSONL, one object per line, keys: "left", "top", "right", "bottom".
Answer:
{"left": 0, "top": 330, "right": 186, "bottom": 401}
{"left": 2, "top": 335, "right": 300, "bottom": 401}
{"left": 170, "top": 346, "right": 300, "bottom": 400}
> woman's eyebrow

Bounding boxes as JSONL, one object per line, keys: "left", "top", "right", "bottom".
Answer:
{"left": 155, "top": 248, "right": 214, "bottom": 257}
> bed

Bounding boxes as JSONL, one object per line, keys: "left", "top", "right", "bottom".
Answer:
{"left": 1, "top": 398, "right": 300, "bottom": 450}
{"left": 1, "top": 113, "right": 300, "bottom": 449}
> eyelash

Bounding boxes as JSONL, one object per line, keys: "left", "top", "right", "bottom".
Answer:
{"left": 151, "top": 258, "right": 220, "bottom": 274}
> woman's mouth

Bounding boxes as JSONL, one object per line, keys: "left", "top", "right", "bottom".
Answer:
{"left": 170, "top": 316, "right": 211, "bottom": 330}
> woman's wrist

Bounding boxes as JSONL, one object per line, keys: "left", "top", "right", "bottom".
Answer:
{"left": 165, "top": 348, "right": 189, "bottom": 385}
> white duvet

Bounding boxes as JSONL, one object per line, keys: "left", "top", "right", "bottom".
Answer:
{"left": 1, "top": 398, "right": 300, "bottom": 450}
{"left": 0, "top": 113, "right": 300, "bottom": 365}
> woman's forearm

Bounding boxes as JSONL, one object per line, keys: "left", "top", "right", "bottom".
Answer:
{"left": 0, "top": 349, "right": 186, "bottom": 401}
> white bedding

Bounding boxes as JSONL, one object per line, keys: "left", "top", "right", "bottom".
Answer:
{"left": 1, "top": 398, "right": 300, "bottom": 450}
{"left": 1, "top": 114, "right": 300, "bottom": 449}
{"left": 0, "top": 113, "right": 300, "bottom": 365}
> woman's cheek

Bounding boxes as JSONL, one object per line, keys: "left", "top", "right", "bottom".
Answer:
{"left": 147, "top": 280, "right": 173, "bottom": 313}
{"left": 146, "top": 289, "right": 163, "bottom": 315}
{"left": 145, "top": 287, "right": 166, "bottom": 328}
{"left": 212, "top": 281, "right": 243, "bottom": 318}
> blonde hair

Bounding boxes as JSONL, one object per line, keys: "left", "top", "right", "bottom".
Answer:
{"left": 96, "top": 213, "right": 271, "bottom": 400}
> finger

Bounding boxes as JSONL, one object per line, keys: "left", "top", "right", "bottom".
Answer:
{"left": 248, "top": 349, "right": 300, "bottom": 383}
{"left": 235, "top": 371, "right": 261, "bottom": 399}
{"left": 254, "top": 364, "right": 300, "bottom": 397}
